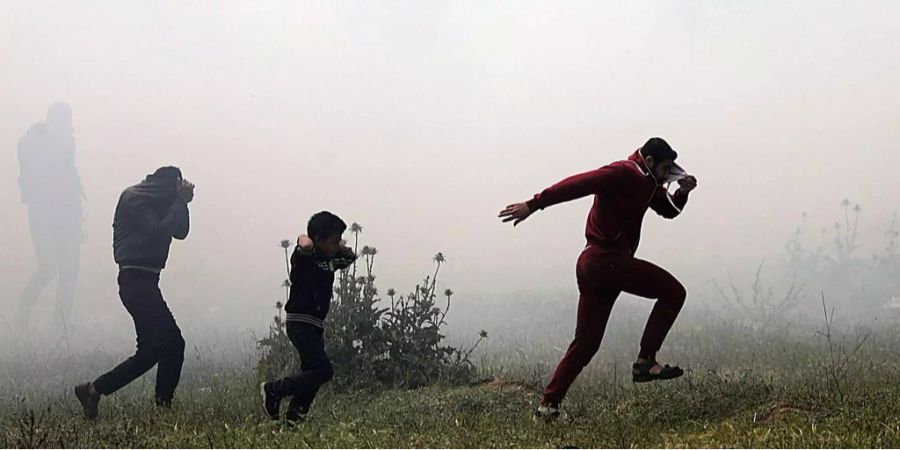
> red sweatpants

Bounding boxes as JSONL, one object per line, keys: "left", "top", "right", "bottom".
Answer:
{"left": 542, "top": 245, "right": 686, "bottom": 406}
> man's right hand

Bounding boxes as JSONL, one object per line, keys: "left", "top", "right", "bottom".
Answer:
{"left": 178, "top": 179, "right": 195, "bottom": 203}
{"left": 677, "top": 175, "right": 698, "bottom": 195}
{"left": 499, "top": 202, "right": 533, "bottom": 227}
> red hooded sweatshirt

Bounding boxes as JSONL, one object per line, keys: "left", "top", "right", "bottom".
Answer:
{"left": 525, "top": 149, "right": 689, "bottom": 255}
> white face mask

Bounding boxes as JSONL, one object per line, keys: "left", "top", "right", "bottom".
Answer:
{"left": 664, "top": 162, "right": 688, "bottom": 183}
{"left": 640, "top": 151, "right": 689, "bottom": 184}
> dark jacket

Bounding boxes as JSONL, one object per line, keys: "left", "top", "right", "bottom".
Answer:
{"left": 526, "top": 149, "right": 690, "bottom": 255}
{"left": 17, "top": 123, "right": 84, "bottom": 211}
{"left": 284, "top": 245, "right": 357, "bottom": 328}
{"left": 112, "top": 174, "right": 189, "bottom": 269}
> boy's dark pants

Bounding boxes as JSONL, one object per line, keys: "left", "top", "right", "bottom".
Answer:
{"left": 93, "top": 269, "right": 185, "bottom": 402}
{"left": 271, "top": 322, "right": 334, "bottom": 419}
{"left": 542, "top": 245, "right": 687, "bottom": 406}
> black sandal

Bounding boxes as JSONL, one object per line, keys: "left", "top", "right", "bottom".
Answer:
{"left": 632, "top": 359, "right": 684, "bottom": 383}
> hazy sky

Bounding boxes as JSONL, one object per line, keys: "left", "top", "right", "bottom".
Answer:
{"left": 1, "top": 1, "right": 899, "bottom": 331}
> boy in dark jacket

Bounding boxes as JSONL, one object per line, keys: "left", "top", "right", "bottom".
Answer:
{"left": 73, "top": 166, "right": 194, "bottom": 419}
{"left": 499, "top": 138, "right": 698, "bottom": 421}
{"left": 261, "top": 211, "right": 357, "bottom": 422}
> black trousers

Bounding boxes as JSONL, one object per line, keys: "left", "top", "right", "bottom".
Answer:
{"left": 271, "top": 322, "right": 334, "bottom": 419}
{"left": 93, "top": 269, "right": 185, "bottom": 402}
{"left": 18, "top": 206, "right": 81, "bottom": 332}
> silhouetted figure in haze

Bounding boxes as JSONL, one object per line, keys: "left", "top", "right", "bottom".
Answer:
{"left": 17, "top": 102, "right": 85, "bottom": 334}
{"left": 74, "top": 166, "right": 194, "bottom": 419}
{"left": 499, "top": 137, "right": 699, "bottom": 422}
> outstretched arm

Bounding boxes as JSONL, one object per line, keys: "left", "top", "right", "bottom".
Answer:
{"left": 499, "top": 165, "right": 627, "bottom": 227}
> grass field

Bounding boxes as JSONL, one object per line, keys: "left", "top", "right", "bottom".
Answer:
{"left": 2, "top": 310, "right": 900, "bottom": 448}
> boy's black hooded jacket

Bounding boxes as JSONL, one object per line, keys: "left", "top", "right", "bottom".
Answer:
{"left": 284, "top": 245, "right": 357, "bottom": 328}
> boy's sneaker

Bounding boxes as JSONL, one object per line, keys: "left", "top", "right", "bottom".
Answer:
{"left": 260, "top": 382, "right": 281, "bottom": 420}
{"left": 74, "top": 382, "right": 100, "bottom": 420}
{"left": 533, "top": 404, "right": 561, "bottom": 423}
{"left": 284, "top": 413, "right": 308, "bottom": 428}
{"left": 155, "top": 397, "right": 173, "bottom": 409}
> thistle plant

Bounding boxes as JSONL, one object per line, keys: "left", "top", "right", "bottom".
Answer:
{"left": 258, "top": 225, "right": 485, "bottom": 389}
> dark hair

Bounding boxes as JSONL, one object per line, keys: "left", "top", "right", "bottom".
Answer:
{"left": 641, "top": 137, "right": 678, "bottom": 162}
{"left": 307, "top": 211, "right": 347, "bottom": 240}
{"left": 152, "top": 166, "right": 183, "bottom": 180}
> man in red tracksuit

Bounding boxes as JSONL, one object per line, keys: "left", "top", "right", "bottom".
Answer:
{"left": 499, "top": 137, "right": 698, "bottom": 421}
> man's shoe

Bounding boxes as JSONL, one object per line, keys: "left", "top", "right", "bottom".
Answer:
{"left": 632, "top": 359, "right": 684, "bottom": 383}
{"left": 74, "top": 382, "right": 100, "bottom": 420}
{"left": 260, "top": 382, "right": 281, "bottom": 420}
{"left": 533, "top": 403, "right": 561, "bottom": 423}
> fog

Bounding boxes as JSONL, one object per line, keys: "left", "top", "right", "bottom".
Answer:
{"left": 1, "top": 1, "right": 899, "bottom": 345}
